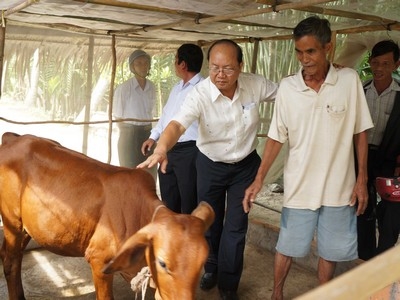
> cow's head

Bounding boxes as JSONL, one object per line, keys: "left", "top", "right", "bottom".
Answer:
{"left": 103, "top": 201, "right": 215, "bottom": 299}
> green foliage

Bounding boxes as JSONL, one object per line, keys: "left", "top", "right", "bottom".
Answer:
{"left": 357, "top": 52, "right": 373, "bottom": 83}
{"left": 149, "top": 53, "right": 179, "bottom": 117}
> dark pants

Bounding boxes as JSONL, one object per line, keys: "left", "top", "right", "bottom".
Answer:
{"left": 376, "top": 200, "right": 400, "bottom": 255}
{"left": 159, "top": 141, "right": 198, "bottom": 214}
{"left": 357, "top": 146, "right": 378, "bottom": 260}
{"left": 117, "top": 123, "right": 156, "bottom": 179}
{"left": 196, "top": 150, "right": 261, "bottom": 291}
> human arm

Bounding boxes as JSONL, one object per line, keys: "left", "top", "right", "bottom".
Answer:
{"left": 141, "top": 117, "right": 163, "bottom": 155}
{"left": 351, "top": 130, "right": 369, "bottom": 216}
{"left": 141, "top": 139, "right": 156, "bottom": 156}
{"left": 137, "top": 120, "right": 186, "bottom": 172}
{"left": 243, "top": 138, "right": 283, "bottom": 213}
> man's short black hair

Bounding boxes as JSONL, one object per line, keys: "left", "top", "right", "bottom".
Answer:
{"left": 370, "top": 40, "right": 400, "bottom": 62}
{"left": 293, "top": 16, "right": 331, "bottom": 46}
{"left": 177, "top": 43, "right": 204, "bottom": 73}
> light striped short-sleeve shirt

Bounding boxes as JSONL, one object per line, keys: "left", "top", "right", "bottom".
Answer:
{"left": 365, "top": 79, "right": 400, "bottom": 146}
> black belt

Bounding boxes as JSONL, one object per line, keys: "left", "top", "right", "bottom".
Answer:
{"left": 216, "top": 149, "right": 258, "bottom": 165}
{"left": 171, "top": 140, "right": 196, "bottom": 150}
{"left": 368, "top": 144, "right": 379, "bottom": 151}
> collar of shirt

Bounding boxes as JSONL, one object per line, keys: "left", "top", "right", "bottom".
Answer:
{"left": 209, "top": 74, "right": 245, "bottom": 103}
{"left": 132, "top": 77, "right": 150, "bottom": 91}
{"left": 365, "top": 79, "right": 400, "bottom": 95}
{"left": 295, "top": 63, "right": 338, "bottom": 91}
{"left": 184, "top": 73, "right": 203, "bottom": 88}
{"left": 176, "top": 73, "right": 203, "bottom": 94}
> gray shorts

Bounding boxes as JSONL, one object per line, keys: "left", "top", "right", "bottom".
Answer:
{"left": 276, "top": 206, "right": 358, "bottom": 261}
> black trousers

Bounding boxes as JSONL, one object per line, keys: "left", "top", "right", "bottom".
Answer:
{"left": 357, "top": 146, "right": 378, "bottom": 260}
{"left": 196, "top": 150, "right": 261, "bottom": 291}
{"left": 158, "top": 141, "right": 198, "bottom": 214}
{"left": 376, "top": 200, "right": 400, "bottom": 255}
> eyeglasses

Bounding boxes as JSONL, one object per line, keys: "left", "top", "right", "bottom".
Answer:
{"left": 208, "top": 66, "right": 237, "bottom": 76}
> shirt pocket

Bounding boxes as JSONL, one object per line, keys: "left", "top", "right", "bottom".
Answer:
{"left": 242, "top": 102, "right": 259, "bottom": 132}
{"left": 326, "top": 104, "right": 346, "bottom": 118}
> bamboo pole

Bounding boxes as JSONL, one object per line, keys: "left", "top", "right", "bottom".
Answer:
{"left": 328, "top": 31, "right": 336, "bottom": 62}
{"left": 109, "top": 0, "right": 335, "bottom": 35}
{"left": 108, "top": 34, "right": 117, "bottom": 164}
{"left": 337, "top": 24, "right": 400, "bottom": 34}
{"left": 259, "top": 0, "right": 397, "bottom": 24}
{"left": 295, "top": 246, "right": 400, "bottom": 300}
{"left": 251, "top": 38, "right": 260, "bottom": 74}
{"left": 82, "top": 35, "right": 94, "bottom": 155}
{"left": 0, "top": 14, "right": 5, "bottom": 98}
{"left": 3, "top": 0, "right": 38, "bottom": 16}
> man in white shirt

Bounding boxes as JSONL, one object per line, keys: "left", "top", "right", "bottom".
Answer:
{"left": 138, "top": 39, "right": 278, "bottom": 300}
{"left": 113, "top": 49, "right": 156, "bottom": 178}
{"left": 141, "top": 44, "right": 204, "bottom": 214}
{"left": 243, "top": 16, "right": 373, "bottom": 300}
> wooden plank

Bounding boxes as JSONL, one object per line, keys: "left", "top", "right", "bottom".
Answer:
{"left": 295, "top": 246, "right": 400, "bottom": 300}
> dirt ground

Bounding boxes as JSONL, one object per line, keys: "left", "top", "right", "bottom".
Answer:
{"left": 0, "top": 243, "right": 318, "bottom": 300}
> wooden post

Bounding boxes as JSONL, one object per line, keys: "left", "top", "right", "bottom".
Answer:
{"left": 82, "top": 35, "right": 94, "bottom": 155}
{"left": 251, "top": 38, "right": 260, "bottom": 74}
{"left": 107, "top": 34, "right": 117, "bottom": 164}
{"left": 328, "top": 31, "right": 336, "bottom": 62}
{"left": 0, "top": 15, "right": 5, "bottom": 98}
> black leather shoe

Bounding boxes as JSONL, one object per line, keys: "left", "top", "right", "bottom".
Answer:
{"left": 219, "top": 289, "right": 239, "bottom": 300}
{"left": 200, "top": 272, "right": 218, "bottom": 290}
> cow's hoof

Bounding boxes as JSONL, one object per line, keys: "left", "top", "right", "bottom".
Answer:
{"left": 200, "top": 272, "right": 217, "bottom": 290}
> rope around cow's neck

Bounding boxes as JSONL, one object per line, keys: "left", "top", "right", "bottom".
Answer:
{"left": 131, "top": 266, "right": 151, "bottom": 300}
{"left": 151, "top": 204, "right": 166, "bottom": 222}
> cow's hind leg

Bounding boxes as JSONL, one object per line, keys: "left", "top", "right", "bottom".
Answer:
{"left": 0, "top": 225, "right": 31, "bottom": 300}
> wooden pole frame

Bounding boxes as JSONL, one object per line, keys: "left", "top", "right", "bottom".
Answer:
{"left": 0, "top": 14, "right": 5, "bottom": 98}
{"left": 107, "top": 34, "right": 117, "bottom": 164}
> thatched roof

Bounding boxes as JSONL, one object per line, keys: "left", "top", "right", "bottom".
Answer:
{"left": 2, "top": 0, "right": 400, "bottom": 53}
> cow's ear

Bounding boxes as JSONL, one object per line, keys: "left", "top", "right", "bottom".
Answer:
{"left": 191, "top": 201, "right": 215, "bottom": 231}
{"left": 102, "top": 228, "right": 151, "bottom": 274}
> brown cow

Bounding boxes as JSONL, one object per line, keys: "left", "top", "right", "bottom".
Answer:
{"left": 0, "top": 132, "right": 214, "bottom": 300}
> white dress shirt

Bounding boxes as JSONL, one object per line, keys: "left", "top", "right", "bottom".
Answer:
{"left": 173, "top": 72, "right": 278, "bottom": 163}
{"left": 113, "top": 77, "right": 156, "bottom": 126}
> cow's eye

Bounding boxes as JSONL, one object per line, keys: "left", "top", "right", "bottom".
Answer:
{"left": 157, "top": 258, "right": 167, "bottom": 270}
{"left": 157, "top": 257, "right": 171, "bottom": 274}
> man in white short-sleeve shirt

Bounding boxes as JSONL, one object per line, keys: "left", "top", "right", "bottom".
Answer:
{"left": 243, "top": 16, "right": 373, "bottom": 300}
{"left": 113, "top": 49, "right": 156, "bottom": 179}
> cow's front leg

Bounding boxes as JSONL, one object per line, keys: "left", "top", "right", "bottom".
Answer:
{"left": 90, "top": 262, "right": 115, "bottom": 300}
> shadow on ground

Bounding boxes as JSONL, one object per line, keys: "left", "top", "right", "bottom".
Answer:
{"left": 0, "top": 243, "right": 318, "bottom": 300}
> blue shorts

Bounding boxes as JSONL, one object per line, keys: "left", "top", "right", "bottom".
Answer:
{"left": 276, "top": 206, "right": 358, "bottom": 261}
